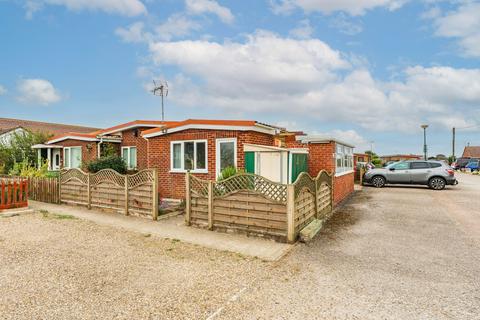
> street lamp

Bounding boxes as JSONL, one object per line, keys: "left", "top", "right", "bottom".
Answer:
{"left": 421, "top": 124, "right": 429, "bottom": 160}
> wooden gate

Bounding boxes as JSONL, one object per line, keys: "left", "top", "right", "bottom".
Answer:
{"left": 0, "top": 178, "right": 28, "bottom": 210}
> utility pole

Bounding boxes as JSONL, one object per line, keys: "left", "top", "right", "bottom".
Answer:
{"left": 452, "top": 127, "right": 456, "bottom": 162}
{"left": 421, "top": 124, "right": 429, "bottom": 160}
{"left": 151, "top": 80, "right": 168, "bottom": 122}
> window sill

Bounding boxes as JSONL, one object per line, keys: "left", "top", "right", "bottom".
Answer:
{"left": 335, "top": 170, "right": 354, "bottom": 177}
{"left": 170, "top": 169, "right": 208, "bottom": 174}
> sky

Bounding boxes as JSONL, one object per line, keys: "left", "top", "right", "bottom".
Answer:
{"left": 1, "top": 0, "right": 479, "bottom": 156}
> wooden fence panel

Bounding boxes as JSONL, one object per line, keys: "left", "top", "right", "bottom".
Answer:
{"left": 90, "top": 181, "right": 125, "bottom": 212}
{"left": 294, "top": 189, "right": 316, "bottom": 233}
{"left": 28, "top": 177, "right": 60, "bottom": 204}
{"left": 0, "top": 179, "right": 28, "bottom": 210}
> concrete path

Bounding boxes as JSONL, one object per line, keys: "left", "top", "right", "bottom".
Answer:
{"left": 28, "top": 201, "right": 292, "bottom": 261}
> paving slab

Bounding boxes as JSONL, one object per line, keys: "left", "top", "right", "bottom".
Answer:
{"left": 29, "top": 201, "right": 292, "bottom": 261}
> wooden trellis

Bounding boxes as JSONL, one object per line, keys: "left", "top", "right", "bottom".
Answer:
{"left": 186, "top": 170, "right": 333, "bottom": 243}
{"left": 60, "top": 168, "right": 158, "bottom": 219}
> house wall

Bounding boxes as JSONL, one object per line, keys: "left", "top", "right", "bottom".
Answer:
{"left": 60, "top": 139, "right": 98, "bottom": 168}
{"left": 333, "top": 173, "right": 354, "bottom": 205}
{"left": 146, "top": 129, "right": 275, "bottom": 199}
{"left": 120, "top": 128, "right": 150, "bottom": 170}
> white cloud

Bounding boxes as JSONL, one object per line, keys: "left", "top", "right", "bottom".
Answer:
{"left": 0, "top": 85, "right": 7, "bottom": 96}
{"left": 289, "top": 19, "right": 314, "bottom": 39}
{"left": 329, "top": 13, "right": 363, "bottom": 35}
{"left": 115, "top": 22, "right": 147, "bottom": 43}
{"left": 270, "top": 0, "right": 408, "bottom": 16}
{"left": 17, "top": 79, "right": 62, "bottom": 105}
{"left": 429, "top": 2, "right": 480, "bottom": 57}
{"left": 141, "top": 31, "right": 479, "bottom": 133}
{"left": 314, "top": 129, "right": 369, "bottom": 150}
{"left": 185, "top": 0, "right": 234, "bottom": 24}
{"left": 25, "top": 0, "right": 146, "bottom": 18}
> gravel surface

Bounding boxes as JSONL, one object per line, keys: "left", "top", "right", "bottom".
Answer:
{"left": 1, "top": 173, "right": 479, "bottom": 319}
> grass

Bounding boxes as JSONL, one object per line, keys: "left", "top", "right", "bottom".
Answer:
{"left": 40, "top": 210, "right": 76, "bottom": 220}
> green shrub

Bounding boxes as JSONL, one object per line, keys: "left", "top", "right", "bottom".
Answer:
{"left": 8, "top": 159, "right": 52, "bottom": 177}
{"left": 86, "top": 156, "right": 127, "bottom": 174}
{"left": 217, "top": 166, "right": 238, "bottom": 181}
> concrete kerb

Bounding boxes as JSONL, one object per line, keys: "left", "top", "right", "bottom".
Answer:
{"left": 28, "top": 201, "right": 293, "bottom": 261}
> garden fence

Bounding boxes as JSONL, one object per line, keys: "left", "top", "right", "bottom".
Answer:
{"left": 0, "top": 178, "right": 28, "bottom": 210}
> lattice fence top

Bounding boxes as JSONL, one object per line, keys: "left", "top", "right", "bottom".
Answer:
{"left": 293, "top": 172, "right": 316, "bottom": 198}
{"left": 315, "top": 170, "right": 333, "bottom": 189}
{"left": 90, "top": 169, "right": 125, "bottom": 188}
{"left": 60, "top": 168, "right": 155, "bottom": 189}
{"left": 128, "top": 170, "right": 154, "bottom": 189}
{"left": 190, "top": 175, "right": 209, "bottom": 197}
{"left": 214, "top": 173, "right": 287, "bottom": 203}
{"left": 61, "top": 168, "right": 88, "bottom": 184}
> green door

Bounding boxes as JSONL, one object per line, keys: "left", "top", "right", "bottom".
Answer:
{"left": 291, "top": 153, "right": 308, "bottom": 183}
{"left": 244, "top": 152, "right": 255, "bottom": 173}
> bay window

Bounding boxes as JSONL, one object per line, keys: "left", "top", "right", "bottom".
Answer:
{"left": 171, "top": 140, "right": 207, "bottom": 173}
{"left": 63, "top": 147, "right": 82, "bottom": 169}
{"left": 335, "top": 143, "right": 354, "bottom": 175}
{"left": 122, "top": 146, "right": 137, "bottom": 170}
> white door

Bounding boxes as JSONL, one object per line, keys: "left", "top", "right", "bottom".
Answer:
{"left": 52, "top": 149, "right": 61, "bottom": 170}
{"left": 258, "top": 152, "right": 282, "bottom": 183}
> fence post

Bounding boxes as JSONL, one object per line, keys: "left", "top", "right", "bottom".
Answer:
{"left": 124, "top": 175, "right": 129, "bottom": 216}
{"left": 208, "top": 180, "right": 214, "bottom": 230}
{"left": 57, "top": 175, "right": 61, "bottom": 204}
{"left": 314, "top": 177, "right": 320, "bottom": 219}
{"left": 87, "top": 173, "right": 91, "bottom": 209}
{"left": 152, "top": 169, "right": 159, "bottom": 221}
{"left": 286, "top": 184, "right": 295, "bottom": 243}
{"left": 185, "top": 171, "right": 191, "bottom": 226}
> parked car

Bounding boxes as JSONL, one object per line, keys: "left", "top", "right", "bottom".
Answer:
{"left": 454, "top": 157, "right": 477, "bottom": 170}
{"left": 466, "top": 160, "right": 479, "bottom": 172}
{"left": 363, "top": 160, "right": 457, "bottom": 190}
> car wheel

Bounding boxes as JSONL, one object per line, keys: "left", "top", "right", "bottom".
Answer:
{"left": 371, "top": 176, "right": 386, "bottom": 188}
{"left": 429, "top": 177, "right": 446, "bottom": 190}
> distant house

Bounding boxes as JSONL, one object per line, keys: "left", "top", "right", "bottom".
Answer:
{"left": 354, "top": 153, "right": 371, "bottom": 166}
{"left": 462, "top": 146, "right": 480, "bottom": 158}
{"left": 34, "top": 118, "right": 356, "bottom": 206}
{"left": 0, "top": 117, "right": 99, "bottom": 147}
{"left": 380, "top": 154, "right": 422, "bottom": 163}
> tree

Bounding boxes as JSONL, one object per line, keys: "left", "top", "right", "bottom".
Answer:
{"left": 0, "top": 130, "right": 51, "bottom": 174}
{"left": 365, "top": 150, "right": 382, "bottom": 166}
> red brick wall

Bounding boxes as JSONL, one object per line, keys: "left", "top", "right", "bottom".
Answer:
{"left": 307, "top": 143, "right": 336, "bottom": 176}
{"left": 121, "top": 128, "right": 149, "bottom": 170}
{"left": 333, "top": 172, "right": 354, "bottom": 205}
{"left": 147, "top": 129, "right": 275, "bottom": 199}
{"left": 60, "top": 139, "right": 98, "bottom": 168}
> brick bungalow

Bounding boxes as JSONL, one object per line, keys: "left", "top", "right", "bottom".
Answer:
{"left": 35, "top": 118, "right": 355, "bottom": 206}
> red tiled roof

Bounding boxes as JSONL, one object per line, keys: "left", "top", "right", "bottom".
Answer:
{"left": 142, "top": 119, "right": 261, "bottom": 136}
{"left": 98, "top": 120, "right": 179, "bottom": 135}
{"left": 462, "top": 146, "right": 480, "bottom": 158}
{"left": 0, "top": 118, "right": 100, "bottom": 137}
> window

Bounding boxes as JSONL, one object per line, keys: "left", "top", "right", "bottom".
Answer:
{"left": 63, "top": 147, "right": 82, "bottom": 169}
{"left": 122, "top": 146, "right": 137, "bottom": 170}
{"left": 216, "top": 138, "right": 237, "bottom": 177}
{"left": 171, "top": 140, "right": 208, "bottom": 173}
{"left": 410, "top": 162, "right": 429, "bottom": 169}
{"left": 391, "top": 162, "right": 409, "bottom": 170}
{"left": 430, "top": 163, "right": 442, "bottom": 168}
{"left": 335, "top": 143, "right": 354, "bottom": 175}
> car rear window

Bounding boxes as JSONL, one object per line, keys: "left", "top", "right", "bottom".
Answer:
{"left": 410, "top": 162, "right": 429, "bottom": 169}
{"left": 429, "top": 163, "right": 442, "bottom": 168}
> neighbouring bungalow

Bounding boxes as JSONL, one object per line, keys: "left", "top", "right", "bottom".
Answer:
{"left": 354, "top": 153, "right": 371, "bottom": 166}
{"left": 34, "top": 118, "right": 356, "bottom": 206}
{"left": 380, "top": 154, "right": 422, "bottom": 164}
{"left": 462, "top": 146, "right": 480, "bottom": 159}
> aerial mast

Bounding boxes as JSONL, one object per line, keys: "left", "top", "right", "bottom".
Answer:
{"left": 151, "top": 80, "right": 169, "bottom": 122}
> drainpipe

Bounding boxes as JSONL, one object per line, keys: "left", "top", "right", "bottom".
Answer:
{"left": 97, "top": 137, "right": 103, "bottom": 158}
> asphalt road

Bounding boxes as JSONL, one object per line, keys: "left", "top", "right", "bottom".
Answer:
{"left": 217, "top": 172, "right": 480, "bottom": 319}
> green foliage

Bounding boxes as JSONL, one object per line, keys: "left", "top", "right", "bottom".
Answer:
{"left": 7, "top": 159, "right": 57, "bottom": 177}
{"left": 100, "top": 143, "right": 118, "bottom": 157}
{"left": 365, "top": 150, "right": 382, "bottom": 166}
{"left": 0, "top": 130, "right": 51, "bottom": 174}
{"left": 86, "top": 155, "right": 127, "bottom": 174}
{"left": 217, "top": 166, "right": 240, "bottom": 181}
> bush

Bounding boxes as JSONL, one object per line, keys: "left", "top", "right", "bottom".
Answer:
{"left": 217, "top": 166, "right": 237, "bottom": 181}
{"left": 86, "top": 156, "right": 127, "bottom": 174}
{"left": 8, "top": 159, "right": 56, "bottom": 177}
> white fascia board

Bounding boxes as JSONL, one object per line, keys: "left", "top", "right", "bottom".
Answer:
{"left": 244, "top": 143, "right": 289, "bottom": 152}
{"left": 143, "top": 124, "right": 277, "bottom": 138}
{"left": 99, "top": 124, "right": 165, "bottom": 136}
{"left": 47, "top": 136, "right": 99, "bottom": 144}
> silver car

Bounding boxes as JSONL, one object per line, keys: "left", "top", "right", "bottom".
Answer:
{"left": 363, "top": 160, "right": 457, "bottom": 190}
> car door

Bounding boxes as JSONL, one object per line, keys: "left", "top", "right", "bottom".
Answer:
{"left": 409, "top": 161, "right": 431, "bottom": 183}
{"left": 385, "top": 162, "right": 411, "bottom": 183}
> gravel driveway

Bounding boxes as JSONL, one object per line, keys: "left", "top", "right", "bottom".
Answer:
{"left": 1, "top": 173, "right": 479, "bottom": 319}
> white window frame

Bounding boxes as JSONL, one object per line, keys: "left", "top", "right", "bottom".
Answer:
{"left": 170, "top": 140, "right": 208, "bottom": 173}
{"left": 63, "top": 146, "right": 82, "bottom": 169}
{"left": 335, "top": 143, "right": 354, "bottom": 176}
{"left": 216, "top": 138, "right": 237, "bottom": 177}
{"left": 121, "top": 146, "right": 137, "bottom": 170}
